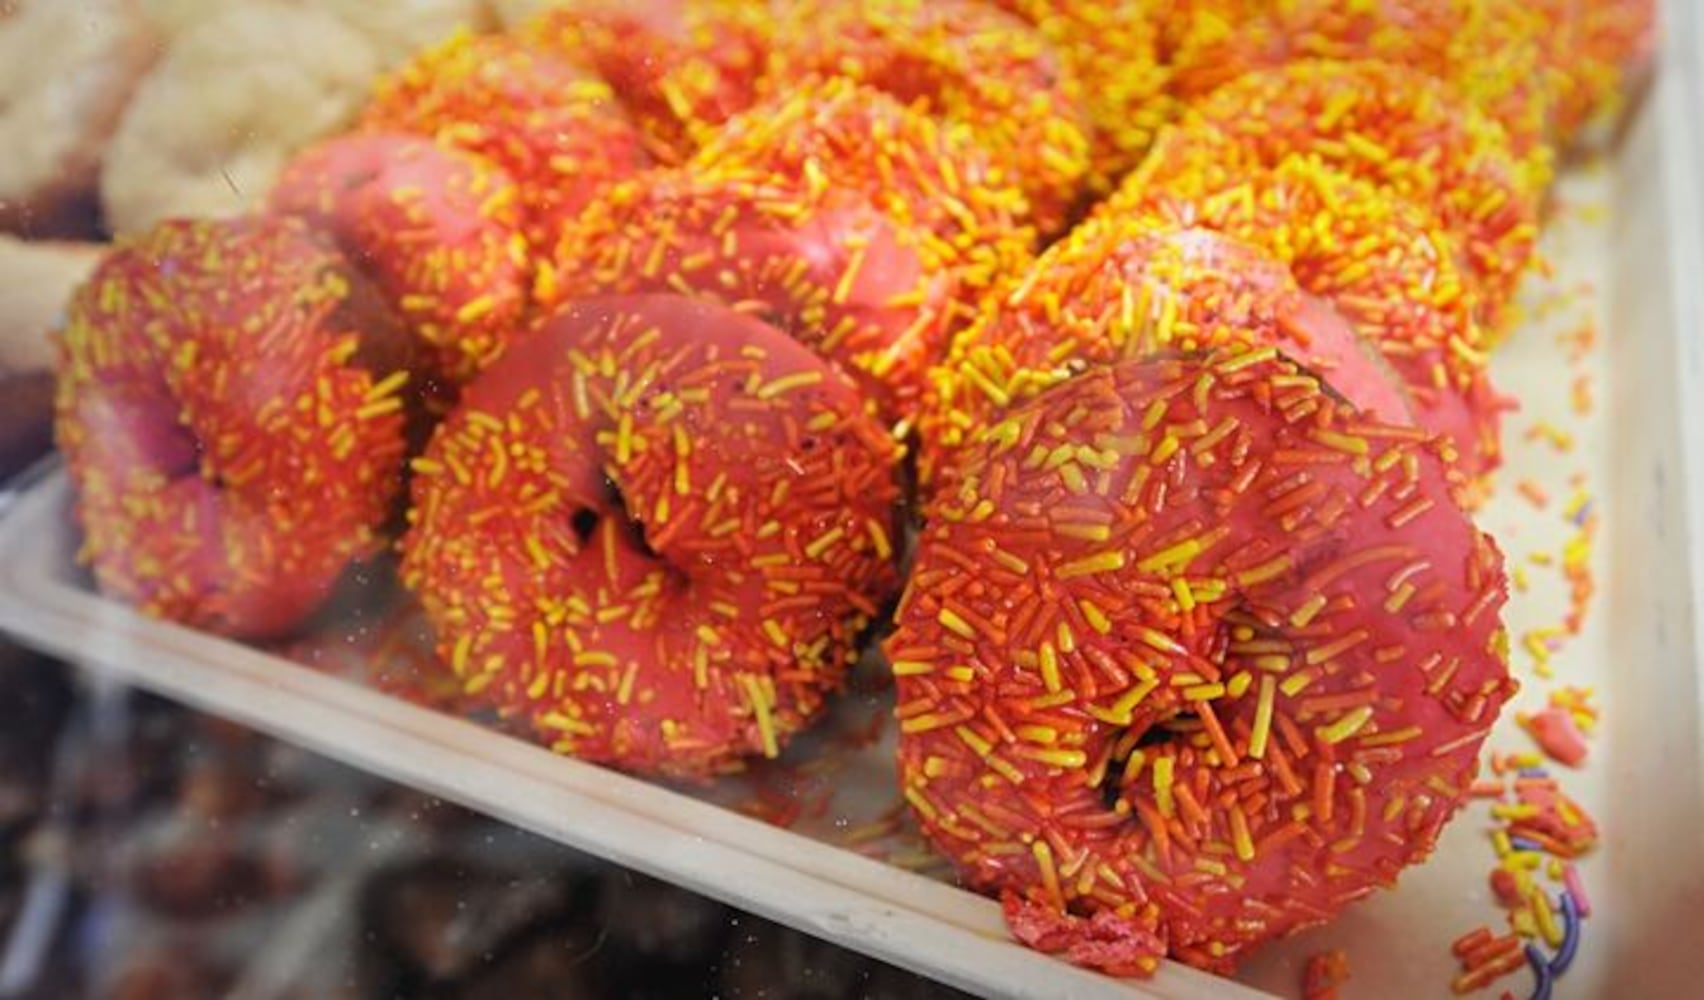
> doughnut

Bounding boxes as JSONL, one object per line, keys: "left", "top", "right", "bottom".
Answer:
{"left": 269, "top": 132, "right": 532, "bottom": 383}
{"left": 399, "top": 294, "right": 902, "bottom": 779}
{"left": 888, "top": 346, "right": 1513, "bottom": 975}
{"left": 988, "top": 0, "right": 1172, "bottom": 188}
{"left": 765, "top": 0, "right": 1092, "bottom": 234}
{"left": 523, "top": 0, "right": 774, "bottom": 163}
{"left": 691, "top": 76, "right": 1034, "bottom": 302}
{"left": 101, "top": 1, "right": 380, "bottom": 235}
{"left": 0, "top": 236, "right": 103, "bottom": 374}
{"left": 1107, "top": 134, "right": 1503, "bottom": 479}
{"left": 539, "top": 167, "right": 958, "bottom": 426}
{"left": 0, "top": 0, "right": 157, "bottom": 238}
{"left": 1183, "top": 60, "right": 1542, "bottom": 330}
{"left": 55, "top": 217, "right": 415, "bottom": 639}
{"left": 920, "top": 223, "right": 1413, "bottom": 484}
{"left": 360, "top": 32, "right": 652, "bottom": 249}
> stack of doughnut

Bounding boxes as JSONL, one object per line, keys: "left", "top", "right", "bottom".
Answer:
{"left": 44, "top": 0, "right": 1653, "bottom": 982}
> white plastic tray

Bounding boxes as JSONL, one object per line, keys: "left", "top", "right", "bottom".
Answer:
{"left": 3, "top": 22, "right": 1704, "bottom": 1000}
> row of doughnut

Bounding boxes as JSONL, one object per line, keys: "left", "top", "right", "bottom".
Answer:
{"left": 51, "top": 0, "right": 1652, "bottom": 978}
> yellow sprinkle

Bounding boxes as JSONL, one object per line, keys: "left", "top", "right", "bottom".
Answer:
{"left": 1317, "top": 706, "right": 1375, "bottom": 744}
{"left": 1226, "top": 672, "right": 1253, "bottom": 698}
{"left": 1280, "top": 669, "right": 1318, "bottom": 697}
{"left": 866, "top": 519, "right": 894, "bottom": 560}
{"left": 1017, "top": 746, "right": 1087, "bottom": 769}
{"left": 450, "top": 633, "right": 474, "bottom": 677}
{"left": 1183, "top": 683, "right": 1226, "bottom": 701}
{"left": 1235, "top": 555, "right": 1293, "bottom": 587}
{"left": 762, "top": 619, "right": 789, "bottom": 648}
{"left": 1313, "top": 430, "right": 1370, "bottom": 455}
{"left": 364, "top": 369, "right": 410, "bottom": 401}
{"left": 1153, "top": 756, "right": 1176, "bottom": 818}
{"left": 1171, "top": 578, "right": 1196, "bottom": 612}
{"left": 804, "top": 527, "right": 844, "bottom": 560}
{"left": 1230, "top": 806, "right": 1255, "bottom": 861}
{"left": 955, "top": 725, "right": 993, "bottom": 757}
{"left": 892, "top": 660, "right": 934, "bottom": 677}
{"left": 1039, "top": 642, "right": 1063, "bottom": 693}
{"left": 937, "top": 607, "right": 976, "bottom": 639}
{"left": 1249, "top": 676, "right": 1277, "bottom": 759}
{"left": 356, "top": 396, "right": 403, "bottom": 421}
{"left": 1218, "top": 346, "right": 1278, "bottom": 372}
{"left": 1137, "top": 537, "right": 1203, "bottom": 574}
{"left": 1079, "top": 599, "right": 1112, "bottom": 635}
{"left": 455, "top": 294, "right": 496, "bottom": 323}
{"left": 756, "top": 370, "right": 824, "bottom": 399}
{"left": 741, "top": 676, "right": 779, "bottom": 758}
{"left": 1057, "top": 550, "right": 1127, "bottom": 579}
{"left": 695, "top": 625, "right": 723, "bottom": 646}
{"left": 904, "top": 784, "right": 939, "bottom": 822}
{"left": 1032, "top": 839, "right": 1064, "bottom": 909}
{"left": 1289, "top": 595, "right": 1328, "bottom": 627}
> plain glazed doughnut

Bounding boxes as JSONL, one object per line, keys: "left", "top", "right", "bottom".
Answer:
{"left": 691, "top": 76, "right": 1034, "bottom": 307}
{"left": 101, "top": 1, "right": 380, "bottom": 235}
{"left": 1107, "top": 135, "right": 1503, "bottom": 480}
{"left": 540, "top": 167, "right": 958, "bottom": 427}
{"left": 888, "top": 346, "right": 1513, "bottom": 975}
{"left": 400, "top": 294, "right": 902, "bottom": 779}
{"left": 55, "top": 217, "right": 414, "bottom": 639}
{"left": 1183, "top": 59, "right": 1542, "bottom": 331}
{"left": 919, "top": 223, "right": 1412, "bottom": 484}
{"left": 765, "top": 0, "right": 1092, "bottom": 235}
{"left": 360, "top": 32, "right": 651, "bottom": 248}
{"left": 523, "top": 0, "right": 774, "bottom": 163}
{"left": 0, "top": 0, "right": 157, "bottom": 237}
{"left": 269, "top": 132, "right": 532, "bottom": 383}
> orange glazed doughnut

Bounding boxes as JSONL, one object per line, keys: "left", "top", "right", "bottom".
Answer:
{"left": 1108, "top": 135, "right": 1503, "bottom": 479}
{"left": 1185, "top": 60, "right": 1541, "bottom": 329}
{"left": 691, "top": 77, "right": 1034, "bottom": 304}
{"left": 269, "top": 132, "right": 531, "bottom": 383}
{"left": 360, "top": 32, "right": 650, "bottom": 247}
{"left": 539, "top": 167, "right": 957, "bottom": 427}
{"left": 522, "top": 0, "right": 772, "bottom": 163}
{"left": 888, "top": 347, "right": 1513, "bottom": 975}
{"left": 55, "top": 217, "right": 414, "bottom": 639}
{"left": 400, "top": 294, "right": 903, "bottom": 779}
{"left": 919, "top": 223, "right": 1412, "bottom": 485}
{"left": 765, "top": 0, "right": 1091, "bottom": 235}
